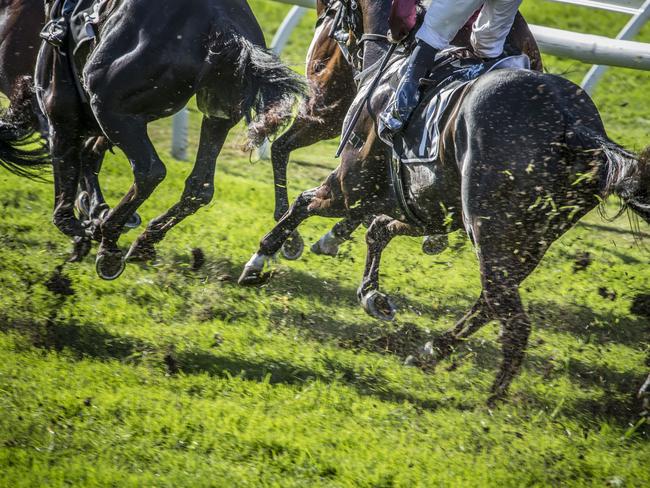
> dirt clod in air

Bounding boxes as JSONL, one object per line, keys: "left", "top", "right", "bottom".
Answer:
{"left": 191, "top": 248, "right": 206, "bottom": 271}
{"left": 572, "top": 251, "right": 592, "bottom": 273}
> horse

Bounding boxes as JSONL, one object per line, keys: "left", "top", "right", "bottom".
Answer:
{"left": 239, "top": 0, "right": 650, "bottom": 403}
{"left": 273, "top": 0, "right": 542, "bottom": 260}
{"left": 0, "top": 0, "right": 304, "bottom": 280}
{"left": 0, "top": 0, "right": 142, "bottom": 262}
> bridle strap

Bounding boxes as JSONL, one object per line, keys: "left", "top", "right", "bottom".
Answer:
{"left": 359, "top": 33, "right": 390, "bottom": 44}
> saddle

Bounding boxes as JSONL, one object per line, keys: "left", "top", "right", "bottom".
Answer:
{"left": 389, "top": 50, "right": 532, "bottom": 164}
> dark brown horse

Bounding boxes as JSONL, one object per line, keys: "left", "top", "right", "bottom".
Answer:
{"left": 240, "top": 0, "right": 650, "bottom": 403}
{"left": 276, "top": 0, "right": 542, "bottom": 260}
{"left": 0, "top": 0, "right": 140, "bottom": 261}
{"left": 0, "top": 0, "right": 304, "bottom": 280}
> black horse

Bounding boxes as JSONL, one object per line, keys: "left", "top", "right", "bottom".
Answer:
{"left": 240, "top": 0, "right": 650, "bottom": 403}
{"left": 0, "top": 0, "right": 304, "bottom": 280}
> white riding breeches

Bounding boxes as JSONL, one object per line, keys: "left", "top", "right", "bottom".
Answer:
{"left": 416, "top": 0, "right": 523, "bottom": 58}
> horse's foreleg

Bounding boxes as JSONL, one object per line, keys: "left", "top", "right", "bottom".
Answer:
{"left": 238, "top": 186, "right": 345, "bottom": 285}
{"left": 358, "top": 216, "right": 424, "bottom": 321}
{"left": 271, "top": 114, "right": 333, "bottom": 221}
{"left": 126, "top": 116, "right": 230, "bottom": 264}
{"left": 272, "top": 114, "right": 339, "bottom": 261}
{"left": 93, "top": 116, "right": 167, "bottom": 280}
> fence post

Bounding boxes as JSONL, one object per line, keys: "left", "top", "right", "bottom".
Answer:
{"left": 582, "top": 0, "right": 650, "bottom": 93}
{"left": 171, "top": 108, "right": 189, "bottom": 161}
{"left": 258, "top": 5, "right": 309, "bottom": 160}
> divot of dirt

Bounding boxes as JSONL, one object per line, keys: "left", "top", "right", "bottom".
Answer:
{"left": 631, "top": 294, "right": 650, "bottom": 319}
{"left": 44, "top": 266, "right": 74, "bottom": 297}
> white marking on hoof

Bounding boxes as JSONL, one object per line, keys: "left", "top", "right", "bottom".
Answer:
{"left": 311, "top": 231, "right": 344, "bottom": 257}
{"left": 238, "top": 253, "right": 274, "bottom": 285}
{"left": 360, "top": 290, "right": 397, "bottom": 321}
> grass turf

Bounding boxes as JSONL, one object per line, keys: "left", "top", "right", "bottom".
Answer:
{"left": 0, "top": 1, "right": 649, "bottom": 486}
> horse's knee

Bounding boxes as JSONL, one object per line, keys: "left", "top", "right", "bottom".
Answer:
{"left": 134, "top": 159, "right": 166, "bottom": 190}
{"left": 366, "top": 215, "right": 393, "bottom": 244}
{"left": 183, "top": 183, "right": 214, "bottom": 211}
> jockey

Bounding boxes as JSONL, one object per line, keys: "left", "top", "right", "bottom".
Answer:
{"left": 40, "top": 0, "right": 80, "bottom": 47}
{"left": 381, "top": 0, "right": 523, "bottom": 134}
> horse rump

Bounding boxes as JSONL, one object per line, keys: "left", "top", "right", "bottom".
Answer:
{"left": 208, "top": 31, "right": 306, "bottom": 150}
{"left": 0, "top": 76, "right": 49, "bottom": 179}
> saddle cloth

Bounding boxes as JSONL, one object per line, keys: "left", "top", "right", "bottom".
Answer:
{"left": 69, "top": 0, "right": 107, "bottom": 51}
{"left": 383, "top": 51, "right": 531, "bottom": 163}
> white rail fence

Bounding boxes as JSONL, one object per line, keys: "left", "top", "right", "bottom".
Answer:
{"left": 171, "top": 0, "right": 650, "bottom": 160}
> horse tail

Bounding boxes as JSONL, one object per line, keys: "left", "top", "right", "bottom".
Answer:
{"left": 565, "top": 122, "right": 650, "bottom": 219}
{"left": 209, "top": 32, "right": 306, "bottom": 150}
{"left": 0, "top": 76, "right": 49, "bottom": 179}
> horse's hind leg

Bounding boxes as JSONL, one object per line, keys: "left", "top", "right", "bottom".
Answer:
{"left": 358, "top": 216, "right": 424, "bottom": 321}
{"left": 50, "top": 126, "right": 87, "bottom": 238}
{"left": 478, "top": 249, "right": 539, "bottom": 405}
{"left": 426, "top": 292, "right": 492, "bottom": 360}
{"left": 487, "top": 285, "right": 531, "bottom": 405}
{"left": 311, "top": 215, "right": 363, "bottom": 257}
{"left": 93, "top": 117, "right": 167, "bottom": 280}
{"left": 126, "top": 116, "right": 231, "bottom": 263}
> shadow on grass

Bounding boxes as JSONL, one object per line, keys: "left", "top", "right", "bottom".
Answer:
{"left": 167, "top": 253, "right": 447, "bottom": 316}
{"left": 529, "top": 300, "right": 650, "bottom": 348}
{"left": 0, "top": 314, "right": 443, "bottom": 412}
{"left": 577, "top": 221, "right": 650, "bottom": 239}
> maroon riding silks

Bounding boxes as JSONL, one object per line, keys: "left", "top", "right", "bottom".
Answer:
{"left": 389, "top": 0, "right": 418, "bottom": 41}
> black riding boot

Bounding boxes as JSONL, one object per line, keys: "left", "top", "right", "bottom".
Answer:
{"left": 380, "top": 41, "right": 439, "bottom": 134}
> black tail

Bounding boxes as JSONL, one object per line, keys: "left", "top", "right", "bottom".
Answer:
{"left": 209, "top": 32, "right": 306, "bottom": 150}
{"left": 0, "top": 76, "right": 49, "bottom": 179}
{"left": 567, "top": 123, "right": 650, "bottom": 221}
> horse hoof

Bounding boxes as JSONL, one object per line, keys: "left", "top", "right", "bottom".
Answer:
{"left": 237, "top": 267, "right": 267, "bottom": 286}
{"left": 75, "top": 191, "right": 91, "bottom": 219}
{"left": 310, "top": 231, "right": 340, "bottom": 257}
{"left": 68, "top": 236, "right": 92, "bottom": 263}
{"left": 238, "top": 253, "right": 271, "bottom": 286}
{"left": 422, "top": 234, "right": 448, "bottom": 256}
{"left": 281, "top": 231, "right": 304, "bottom": 261}
{"left": 125, "top": 240, "right": 156, "bottom": 263}
{"left": 95, "top": 250, "right": 125, "bottom": 281}
{"left": 124, "top": 212, "right": 142, "bottom": 231}
{"left": 360, "top": 290, "right": 397, "bottom": 321}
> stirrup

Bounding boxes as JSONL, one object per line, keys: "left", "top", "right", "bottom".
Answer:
{"left": 40, "top": 19, "right": 67, "bottom": 47}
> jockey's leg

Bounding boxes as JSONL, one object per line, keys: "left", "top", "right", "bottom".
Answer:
{"left": 380, "top": 0, "right": 484, "bottom": 134}
{"left": 470, "top": 0, "right": 523, "bottom": 59}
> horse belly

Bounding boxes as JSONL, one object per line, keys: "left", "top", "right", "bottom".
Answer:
{"left": 403, "top": 162, "right": 462, "bottom": 231}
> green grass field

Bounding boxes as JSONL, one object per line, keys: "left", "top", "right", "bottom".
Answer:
{"left": 1, "top": 1, "right": 649, "bottom": 486}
